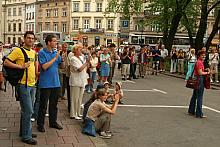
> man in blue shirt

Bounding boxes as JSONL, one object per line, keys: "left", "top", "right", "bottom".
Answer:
{"left": 37, "top": 35, "right": 63, "bottom": 132}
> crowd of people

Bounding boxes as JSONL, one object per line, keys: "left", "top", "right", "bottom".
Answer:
{"left": 0, "top": 31, "right": 220, "bottom": 144}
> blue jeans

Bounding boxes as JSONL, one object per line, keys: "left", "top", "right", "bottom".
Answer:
{"left": 89, "top": 71, "right": 97, "bottom": 91}
{"left": 188, "top": 76, "right": 205, "bottom": 117}
{"left": 19, "top": 84, "right": 36, "bottom": 140}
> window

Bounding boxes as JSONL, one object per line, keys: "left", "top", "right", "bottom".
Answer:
{"left": 54, "top": 9, "right": 58, "bottom": 17}
{"left": 62, "top": 8, "right": 67, "bottom": 17}
{"left": 26, "top": 13, "right": 28, "bottom": 19}
{"left": 32, "top": 24, "right": 34, "bottom": 31}
{"left": 84, "top": 3, "right": 90, "bottom": 12}
{"left": 13, "top": 37, "right": 16, "bottom": 44}
{"left": 72, "top": 19, "right": 79, "bottom": 30}
{"left": 46, "top": 9, "right": 50, "bottom": 17}
{"left": 13, "top": 8, "right": 16, "bottom": 16}
{"left": 73, "top": 3, "right": 79, "bottom": 12}
{"left": 26, "top": 24, "right": 28, "bottom": 31}
{"left": 54, "top": 23, "right": 58, "bottom": 31}
{"left": 62, "top": 23, "right": 67, "bottom": 32}
{"left": 8, "top": 37, "right": 11, "bottom": 44}
{"left": 8, "top": 24, "right": 11, "bottom": 32}
{"left": 45, "top": 23, "right": 50, "bottom": 31}
{"left": 107, "top": 20, "right": 113, "bottom": 30}
{"left": 13, "top": 23, "right": 16, "bottom": 32}
{"left": 32, "top": 12, "right": 34, "bottom": 19}
{"left": 83, "top": 19, "right": 90, "bottom": 29}
{"left": 39, "top": 23, "right": 42, "bottom": 32}
{"left": 29, "top": 12, "right": 31, "bottom": 20}
{"left": 95, "top": 19, "right": 101, "bottom": 29}
{"left": 8, "top": 8, "right": 11, "bottom": 16}
{"left": 96, "top": 3, "right": 102, "bottom": 12}
{"left": 18, "top": 7, "right": 22, "bottom": 16}
{"left": 19, "top": 23, "right": 21, "bottom": 31}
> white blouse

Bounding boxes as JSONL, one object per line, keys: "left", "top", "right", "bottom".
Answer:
{"left": 69, "top": 55, "right": 88, "bottom": 87}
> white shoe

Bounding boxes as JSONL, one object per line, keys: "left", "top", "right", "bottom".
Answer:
{"left": 31, "top": 118, "right": 35, "bottom": 122}
{"left": 78, "top": 114, "right": 83, "bottom": 117}
{"left": 75, "top": 116, "right": 82, "bottom": 120}
{"left": 100, "top": 131, "right": 111, "bottom": 139}
{"left": 210, "top": 79, "right": 213, "bottom": 83}
{"left": 45, "top": 113, "right": 49, "bottom": 117}
{"left": 215, "top": 80, "right": 219, "bottom": 83}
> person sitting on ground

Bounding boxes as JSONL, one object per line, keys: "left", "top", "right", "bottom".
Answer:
{"left": 86, "top": 89, "right": 120, "bottom": 139}
{"left": 113, "top": 81, "right": 124, "bottom": 104}
{"left": 82, "top": 84, "right": 105, "bottom": 122}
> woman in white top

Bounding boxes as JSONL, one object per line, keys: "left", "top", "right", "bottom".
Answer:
{"left": 185, "top": 48, "right": 197, "bottom": 80}
{"left": 209, "top": 48, "right": 219, "bottom": 83}
{"left": 88, "top": 52, "right": 98, "bottom": 92}
{"left": 69, "top": 44, "right": 89, "bottom": 120}
{"left": 0, "top": 42, "right": 4, "bottom": 89}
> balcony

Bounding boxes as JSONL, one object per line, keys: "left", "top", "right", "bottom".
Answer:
{"left": 79, "top": 28, "right": 105, "bottom": 34}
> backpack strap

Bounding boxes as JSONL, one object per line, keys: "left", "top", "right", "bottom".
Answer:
{"left": 19, "top": 47, "right": 28, "bottom": 88}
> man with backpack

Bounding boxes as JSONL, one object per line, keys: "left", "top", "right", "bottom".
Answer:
{"left": 37, "top": 34, "right": 63, "bottom": 133}
{"left": 3, "top": 31, "right": 38, "bottom": 145}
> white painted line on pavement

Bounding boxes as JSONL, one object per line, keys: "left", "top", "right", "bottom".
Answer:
{"left": 112, "top": 80, "right": 136, "bottom": 84}
{"left": 203, "top": 105, "right": 220, "bottom": 114}
{"left": 117, "top": 105, "right": 188, "bottom": 108}
{"left": 153, "top": 89, "right": 168, "bottom": 94}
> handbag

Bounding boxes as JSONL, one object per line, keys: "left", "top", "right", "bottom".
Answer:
{"left": 186, "top": 66, "right": 199, "bottom": 90}
{"left": 204, "top": 74, "right": 211, "bottom": 89}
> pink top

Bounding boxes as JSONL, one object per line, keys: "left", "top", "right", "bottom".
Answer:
{"left": 194, "top": 59, "right": 204, "bottom": 76}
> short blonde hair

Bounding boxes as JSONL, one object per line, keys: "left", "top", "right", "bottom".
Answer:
{"left": 72, "top": 44, "right": 83, "bottom": 53}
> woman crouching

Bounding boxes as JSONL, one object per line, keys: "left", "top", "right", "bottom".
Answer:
{"left": 84, "top": 89, "right": 120, "bottom": 139}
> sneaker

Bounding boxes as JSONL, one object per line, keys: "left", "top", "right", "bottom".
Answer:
{"left": 215, "top": 80, "right": 219, "bottom": 83}
{"left": 31, "top": 118, "right": 35, "bottom": 122}
{"left": 100, "top": 131, "right": 111, "bottom": 139}
{"left": 75, "top": 116, "right": 82, "bottom": 120}
{"left": 210, "top": 79, "right": 213, "bottom": 83}
{"left": 22, "top": 138, "right": 37, "bottom": 145}
{"left": 45, "top": 113, "right": 49, "bottom": 117}
{"left": 105, "top": 130, "right": 113, "bottom": 136}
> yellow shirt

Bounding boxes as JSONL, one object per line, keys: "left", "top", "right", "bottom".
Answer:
{"left": 7, "top": 47, "right": 36, "bottom": 86}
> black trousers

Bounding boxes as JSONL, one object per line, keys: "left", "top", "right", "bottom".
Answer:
{"left": 130, "top": 63, "right": 137, "bottom": 78}
{"left": 37, "top": 88, "right": 60, "bottom": 127}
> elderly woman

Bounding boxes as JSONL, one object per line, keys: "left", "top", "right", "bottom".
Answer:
{"left": 188, "top": 50, "right": 210, "bottom": 118}
{"left": 69, "top": 44, "right": 89, "bottom": 120}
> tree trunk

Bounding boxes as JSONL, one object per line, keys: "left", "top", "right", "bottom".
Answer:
{"left": 195, "top": 0, "right": 208, "bottom": 52}
{"left": 205, "top": 10, "right": 220, "bottom": 50}
{"left": 166, "top": 12, "right": 182, "bottom": 51}
{"left": 183, "top": 13, "right": 195, "bottom": 48}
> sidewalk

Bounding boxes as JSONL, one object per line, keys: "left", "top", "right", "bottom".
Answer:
{"left": 0, "top": 87, "right": 107, "bottom": 147}
{"left": 161, "top": 71, "right": 220, "bottom": 87}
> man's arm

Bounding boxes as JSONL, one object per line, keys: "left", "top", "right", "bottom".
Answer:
{"left": 4, "top": 59, "right": 30, "bottom": 69}
{"left": 40, "top": 50, "right": 60, "bottom": 71}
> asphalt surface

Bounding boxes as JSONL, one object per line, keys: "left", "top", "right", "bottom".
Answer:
{"left": 84, "top": 70, "right": 220, "bottom": 147}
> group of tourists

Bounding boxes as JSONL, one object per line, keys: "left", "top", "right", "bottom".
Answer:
{"left": 0, "top": 30, "right": 219, "bottom": 144}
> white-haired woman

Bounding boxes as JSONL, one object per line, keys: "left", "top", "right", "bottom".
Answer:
{"left": 69, "top": 44, "right": 89, "bottom": 120}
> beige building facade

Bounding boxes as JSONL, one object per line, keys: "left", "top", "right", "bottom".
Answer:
{"left": 35, "top": 0, "right": 71, "bottom": 43}
{"left": 2, "top": 0, "right": 26, "bottom": 45}
{"left": 71, "top": 0, "right": 120, "bottom": 46}
{"left": 0, "top": 1, "right": 3, "bottom": 42}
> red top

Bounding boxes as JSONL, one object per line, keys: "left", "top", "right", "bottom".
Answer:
{"left": 194, "top": 59, "right": 204, "bottom": 76}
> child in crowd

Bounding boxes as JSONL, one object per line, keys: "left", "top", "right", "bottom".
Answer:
{"left": 113, "top": 81, "right": 123, "bottom": 104}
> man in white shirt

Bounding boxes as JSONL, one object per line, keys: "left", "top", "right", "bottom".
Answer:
{"left": 160, "top": 45, "right": 168, "bottom": 72}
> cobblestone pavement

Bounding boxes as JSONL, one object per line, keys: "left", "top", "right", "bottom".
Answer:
{"left": 0, "top": 87, "right": 107, "bottom": 147}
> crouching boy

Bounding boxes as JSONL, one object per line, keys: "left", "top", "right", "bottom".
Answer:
{"left": 83, "top": 89, "right": 120, "bottom": 139}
